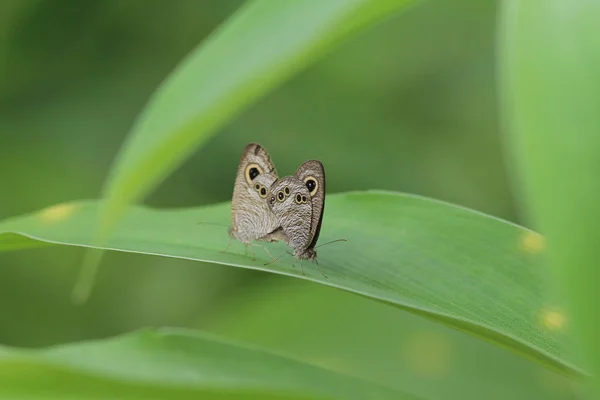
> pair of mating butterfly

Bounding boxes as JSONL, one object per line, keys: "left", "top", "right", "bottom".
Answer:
{"left": 226, "top": 143, "right": 342, "bottom": 275}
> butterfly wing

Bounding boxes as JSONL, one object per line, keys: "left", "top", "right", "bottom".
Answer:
{"left": 230, "top": 143, "right": 281, "bottom": 244}
{"left": 267, "top": 176, "right": 313, "bottom": 253}
{"left": 293, "top": 160, "right": 325, "bottom": 251}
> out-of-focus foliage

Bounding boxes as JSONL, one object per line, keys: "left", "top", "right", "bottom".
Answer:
{"left": 209, "top": 280, "right": 577, "bottom": 400}
{"left": 501, "top": 0, "right": 600, "bottom": 395}
{"left": 0, "top": 328, "right": 419, "bottom": 400}
{"left": 0, "top": 0, "right": 577, "bottom": 399}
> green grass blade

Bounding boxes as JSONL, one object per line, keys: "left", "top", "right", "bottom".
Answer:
{"left": 209, "top": 280, "right": 577, "bottom": 400}
{"left": 0, "top": 328, "right": 420, "bottom": 399}
{"left": 78, "top": 0, "right": 420, "bottom": 303}
{"left": 499, "top": 0, "right": 600, "bottom": 394}
{"left": 0, "top": 191, "right": 582, "bottom": 378}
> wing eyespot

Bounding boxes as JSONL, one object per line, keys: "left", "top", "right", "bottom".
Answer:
{"left": 304, "top": 177, "right": 318, "bottom": 196}
{"left": 245, "top": 163, "right": 263, "bottom": 185}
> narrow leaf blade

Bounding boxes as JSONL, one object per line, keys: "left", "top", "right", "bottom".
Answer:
{"left": 499, "top": 0, "right": 600, "bottom": 393}
{"left": 0, "top": 328, "right": 419, "bottom": 399}
{"left": 0, "top": 191, "right": 580, "bottom": 377}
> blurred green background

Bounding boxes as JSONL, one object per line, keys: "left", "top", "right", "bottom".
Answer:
{"left": 0, "top": 0, "right": 575, "bottom": 399}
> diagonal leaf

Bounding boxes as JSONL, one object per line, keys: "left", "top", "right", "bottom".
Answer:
{"left": 80, "top": 0, "right": 421, "bottom": 301}
{"left": 499, "top": 0, "right": 600, "bottom": 394}
{"left": 0, "top": 328, "right": 420, "bottom": 399}
{"left": 0, "top": 191, "right": 581, "bottom": 378}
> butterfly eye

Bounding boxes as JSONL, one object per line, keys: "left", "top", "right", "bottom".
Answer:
{"left": 259, "top": 187, "right": 267, "bottom": 198}
{"left": 301, "top": 195, "right": 307, "bottom": 203}
{"left": 295, "top": 194, "right": 302, "bottom": 204}
{"left": 284, "top": 187, "right": 290, "bottom": 196}
{"left": 304, "top": 177, "right": 318, "bottom": 196}
{"left": 277, "top": 191, "right": 285, "bottom": 202}
{"left": 254, "top": 183, "right": 260, "bottom": 191}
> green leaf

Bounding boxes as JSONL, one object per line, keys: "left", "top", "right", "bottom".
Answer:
{"left": 499, "top": 0, "right": 600, "bottom": 394}
{"left": 0, "top": 328, "right": 418, "bottom": 399}
{"left": 78, "top": 0, "right": 420, "bottom": 302}
{"left": 0, "top": 191, "right": 581, "bottom": 378}
{"left": 208, "top": 280, "right": 577, "bottom": 400}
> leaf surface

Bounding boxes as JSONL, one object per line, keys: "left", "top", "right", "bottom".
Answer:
{"left": 500, "top": 0, "right": 600, "bottom": 392}
{"left": 0, "top": 191, "right": 578, "bottom": 376}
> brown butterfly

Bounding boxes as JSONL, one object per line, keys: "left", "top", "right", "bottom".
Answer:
{"left": 266, "top": 160, "right": 326, "bottom": 263}
{"left": 228, "top": 143, "right": 287, "bottom": 255}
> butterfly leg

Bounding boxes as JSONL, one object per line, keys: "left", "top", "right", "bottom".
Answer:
{"left": 263, "top": 249, "right": 289, "bottom": 266}
{"left": 220, "top": 235, "right": 232, "bottom": 254}
{"left": 245, "top": 244, "right": 257, "bottom": 261}
{"left": 314, "top": 259, "right": 328, "bottom": 279}
{"left": 251, "top": 243, "right": 276, "bottom": 262}
{"left": 242, "top": 244, "right": 255, "bottom": 261}
{"left": 281, "top": 251, "right": 304, "bottom": 275}
{"left": 298, "top": 260, "right": 305, "bottom": 276}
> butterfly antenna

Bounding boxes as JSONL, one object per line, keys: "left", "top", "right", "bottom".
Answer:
{"left": 315, "top": 238, "right": 347, "bottom": 249}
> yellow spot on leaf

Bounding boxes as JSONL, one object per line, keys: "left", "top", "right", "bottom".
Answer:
{"left": 520, "top": 231, "right": 545, "bottom": 254}
{"left": 540, "top": 308, "right": 567, "bottom": 331}
{"left": 39, "top": 203, "right": 79, "bottom": 223}
{"left": 404, "top": 331, "right": 452, "bottom": 377}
